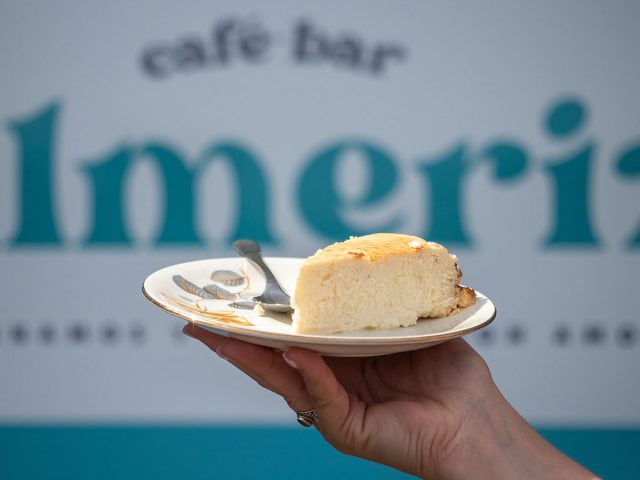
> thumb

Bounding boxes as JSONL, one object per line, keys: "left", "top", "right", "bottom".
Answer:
{"left": 282, "top": 348, "right": 353, "bottom": 437}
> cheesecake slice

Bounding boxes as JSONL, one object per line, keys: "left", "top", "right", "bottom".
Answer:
{"left": 291, "top": 233, "right": 475, "bottom": 334}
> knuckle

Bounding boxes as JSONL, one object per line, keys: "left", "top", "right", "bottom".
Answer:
{"left": 314, "top": 396, "right": 334, "bottom": 411}
{"left": 307, "top": 382, "right": 336, "bottom": 410}
{"left": 253, "top": 375, "right": 271, "bottom": 391}
{"left": 284, "top": 396, "right": 300, "bottom": 410}
{"left": 283, "top": 384, "right": 310, "bottom": 411}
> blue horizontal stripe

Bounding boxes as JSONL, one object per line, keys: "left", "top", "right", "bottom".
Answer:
{"left": 0, "top": 426, "right": 637, "bottom": 479}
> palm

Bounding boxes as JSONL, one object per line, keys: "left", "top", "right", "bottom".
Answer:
{"left": 188, "top": 326, "right": 594, "bottom": 480}
{"left": 186, "top": 325, "right": 493, "bottom": 478}
{"left": 320, "top": 340, "right": 493, "bottom": 476}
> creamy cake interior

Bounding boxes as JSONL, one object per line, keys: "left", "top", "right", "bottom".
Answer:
{"left": 291, "top": 233, "right": 475, "bottom": 334}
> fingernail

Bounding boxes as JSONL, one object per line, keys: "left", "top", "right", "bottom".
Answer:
{"left": 216, "top": 345, "right": 229, "bottom": 361}
{"left": 282, "top": 350, "right": 299, "bottom": 369}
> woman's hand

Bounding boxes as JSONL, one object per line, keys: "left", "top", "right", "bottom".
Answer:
{"left": 184, "top": 324, "right": 596, "bottom": 480}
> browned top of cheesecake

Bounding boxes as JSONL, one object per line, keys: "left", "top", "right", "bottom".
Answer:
{"left": 306, "top": 233, "right": 446, "bottom": 264}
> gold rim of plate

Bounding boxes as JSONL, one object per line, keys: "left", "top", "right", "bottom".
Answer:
{"left": 142, "top": 265, "right": 496, "bottom": 346}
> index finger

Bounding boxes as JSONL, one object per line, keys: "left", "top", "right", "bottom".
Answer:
{"left": 184, "top": 324, "right": 313, "bottom": 413}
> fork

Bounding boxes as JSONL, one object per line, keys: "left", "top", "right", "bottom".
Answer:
{"left": 232, "top": 239, "right": 293, "bottom": 314}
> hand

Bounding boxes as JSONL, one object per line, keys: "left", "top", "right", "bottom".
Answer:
{"left": 184, "top": 324, "right": 596, "bottom": 480}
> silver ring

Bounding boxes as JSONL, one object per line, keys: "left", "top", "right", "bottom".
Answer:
{"left": 296, "top": 408, "right": 320, "bottom": 427}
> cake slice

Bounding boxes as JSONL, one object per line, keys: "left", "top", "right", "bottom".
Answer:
{"left": 291, "top": 233, "right": 475, "bottom": 334}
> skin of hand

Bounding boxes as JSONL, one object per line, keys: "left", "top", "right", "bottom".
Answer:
{"left": 183, "top": 324, "right": 597, "bottom": 480}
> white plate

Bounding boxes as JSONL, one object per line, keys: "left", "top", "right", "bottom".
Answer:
{"left": 142, "top": 257, "right": 496, "bottom": 357}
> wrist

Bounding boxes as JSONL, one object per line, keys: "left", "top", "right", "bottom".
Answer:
{"left": 432, "top": 384, "right": 597, "bottom": 480}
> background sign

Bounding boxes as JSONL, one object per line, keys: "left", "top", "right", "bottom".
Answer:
{"left": 1, "top": 1, "right": 639, "bottom": 478}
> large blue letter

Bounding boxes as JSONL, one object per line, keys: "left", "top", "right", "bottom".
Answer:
{"left": 416, "top": 144, "right": 473, "bottom": 246}
{"left": 197, "top": 142, "right": 276, "bottom": 245}
{"left": 616, "top": 143, "right": 640, "bottom": 249}
{"left": 542, "top": 98, "right": 600, "bottom": 247}
{"left": 298, "top": 140, "right": 401, "bottom": 241}
{"left": 481, "top": 141, "right": 528, "bottom": 181}
{"left": 81, "top": 140, "right": 274, "bottom": 246}
{"left": 81, "top": 145, "right": 134, "bottom": 245}
{"left": 8, "top": 103, "right": 62, "bottom": 246}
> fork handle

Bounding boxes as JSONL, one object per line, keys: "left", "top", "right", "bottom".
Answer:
{"left": 233, "top": 240, "right": 282, "bottom": 289}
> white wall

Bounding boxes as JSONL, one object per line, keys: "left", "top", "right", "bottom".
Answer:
{"left": 0, "top": 0, "right": 638, "bottom": 426}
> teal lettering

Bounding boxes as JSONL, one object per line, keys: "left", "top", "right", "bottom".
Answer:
{"left": 298, "top": 141, "right": 401, "bottom": 240}
{"left": 616, "top": 144, "right": 640, "bottom": 248}
{"left": 143, "top": 143, "right": 202, "bottom": 245}
{"left": 81, "top": 146, "right": 134, "bottom": 245}
{"left": 546, "top": 99, "right": 585, "bottom": 138}
{"left": 80, "top": 141, "right": 274, "bottom": 246}
{"left": 481, "top": 141, "right": 528, "bottom": 181}
{"left": 8, "top": 103, "right": 62, "bottom": 246}
{"left": 198, "top": 142, "right": 275, "bottom": 245}
{"left": 542, "top": 98, "right": 600, "bottom": 247}
{"left": 417, "top": 144, "right": 473, "bottom": 246}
